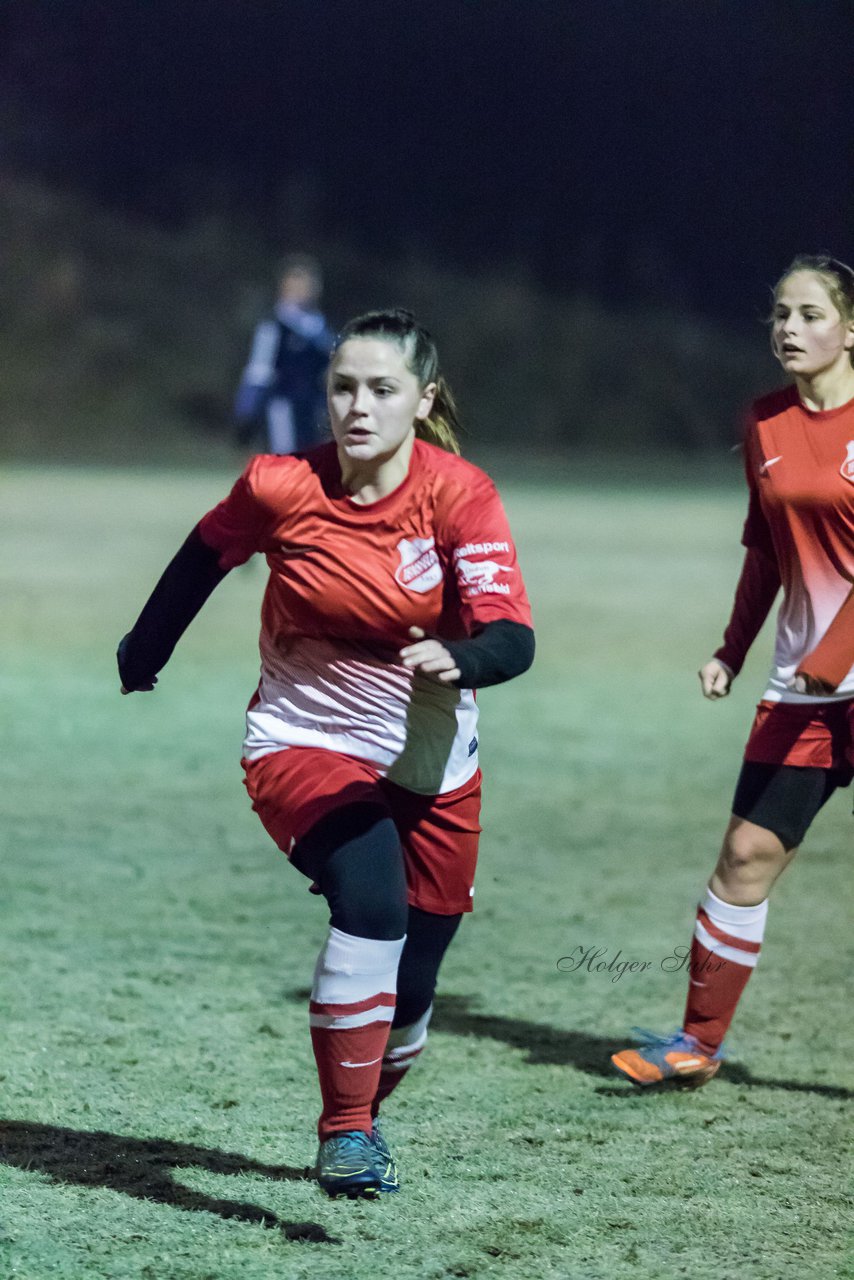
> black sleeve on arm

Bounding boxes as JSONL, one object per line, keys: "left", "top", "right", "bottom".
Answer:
{"left": 442, "top": 619, "right": 535, "bottom": 690}
{"left": 117, "top": 525, "right": 229, "bottom": 691}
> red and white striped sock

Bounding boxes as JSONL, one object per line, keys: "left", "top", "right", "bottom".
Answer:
{"left": 371, "top": 1004, "right": 432, "bottom": 1117}
{"left": 309, "top": 927, "right": 405, "bottom": 1141}
{"left": 682, "top": 887, "right": 768, "bottom": 1055}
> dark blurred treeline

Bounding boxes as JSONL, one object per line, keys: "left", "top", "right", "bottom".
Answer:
{"left": 1, "top": 177, "right": 774, "bottom": 465}
{"left": 5, "top": 1, "right": 846, "bottom": 464}
{"left": 4, "top": 0, "right": 851, "bottom": 313}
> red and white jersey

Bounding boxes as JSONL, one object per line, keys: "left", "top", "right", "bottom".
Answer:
{"left": 198, "top": 439, "right": 532, "bottom": 793}
{"left": 743, "top": 386, "right": 854, "bottom": 703}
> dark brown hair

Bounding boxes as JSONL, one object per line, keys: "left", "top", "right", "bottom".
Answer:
{"left": 333, "top": 309, "right": 462, "bottom": 454}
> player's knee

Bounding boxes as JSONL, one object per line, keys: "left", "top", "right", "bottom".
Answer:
{"left": 332, "top": 890, "right": 409, "bottom": 942}
{"left": 720, "top": 823, "right": 785, "bottom": 873}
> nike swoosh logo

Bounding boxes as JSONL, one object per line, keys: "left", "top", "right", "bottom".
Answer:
{"left": 759, "top": 455, "right": 783, "bottom": 475}
{"left": 277, "top": 541, "right": 323, "bottom": 559}
{"left": 340, "top": 1056, "right": 384, "bottom": 1069}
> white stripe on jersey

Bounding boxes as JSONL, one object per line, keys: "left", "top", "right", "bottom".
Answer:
{"left": 243, "top": 634, "right": 479, "bottom": 795}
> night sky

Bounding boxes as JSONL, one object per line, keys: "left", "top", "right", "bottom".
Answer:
{"left": 3, "top": 0, "right": 853, "bottom": 321}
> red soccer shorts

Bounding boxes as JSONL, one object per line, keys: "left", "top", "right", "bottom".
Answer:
{"left": 241, "top": 748, "right": 482, "bottom": 915}
{"left": 744, "top": 698, "right": 854, "bottom": 776}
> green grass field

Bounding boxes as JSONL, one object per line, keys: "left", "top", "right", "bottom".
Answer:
{"left": 1, "top": 464, "right": 851, "bottom": 1280}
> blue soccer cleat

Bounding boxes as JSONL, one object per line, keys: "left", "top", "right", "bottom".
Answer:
{"left": 370, "top": 1118, "right": 400, "bottom": 1193}
{"left": 611, "top": 1028, "right": 724, "bottom": 1087}
{"left": 315, "top": 1130, "right": 382, "bottom": 1198}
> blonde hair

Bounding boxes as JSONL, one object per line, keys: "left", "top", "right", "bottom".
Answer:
{"left": 333, "top": 309, "right": 463, "bottom": 454}
{"left": 773, "top": 255, "right": 854, "bottom": 366}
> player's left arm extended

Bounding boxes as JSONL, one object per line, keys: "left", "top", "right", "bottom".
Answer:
{"left": 796, "top": 584, "right": 854, "bottom": 694}
{"left": 117, "top": 526, "right": 229, "bottom": 692}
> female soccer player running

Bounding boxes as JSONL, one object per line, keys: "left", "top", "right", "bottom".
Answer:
{"left": 612, "top": 255, "right": 854, "bottom": 1086}
{"left": 119, "top": 309, "right": 534, "bottom": 1195}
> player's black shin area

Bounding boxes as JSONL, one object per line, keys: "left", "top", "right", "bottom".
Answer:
{"left": 394, "top": 908, "right": 462, "bottom": 1027}
{"left": 368, "top": 909, "right": 462, "bottom": 1117}
{"left": 293, "top": 803, "right": 410, "bottom": 940}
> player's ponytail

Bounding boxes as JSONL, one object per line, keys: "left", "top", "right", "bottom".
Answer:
{"left": 333, "top": 308, "right": 463, "bottom": 454}
{"left": 419, "top": 375, "right": 462, "bottom": 455}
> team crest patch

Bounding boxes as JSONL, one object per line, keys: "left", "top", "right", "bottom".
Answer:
{"left": 841, "top": 441, "right": 854, "bottom": 485}
{"left": 395, "top": 536, "right": 443, "bottom": 593}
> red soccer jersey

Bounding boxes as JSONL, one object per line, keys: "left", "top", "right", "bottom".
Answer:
{"left": 741, "top": 386, "right": 854, "bottom": 702}
{"left": 197, "top": 439, "right": 532, "bottom": 793}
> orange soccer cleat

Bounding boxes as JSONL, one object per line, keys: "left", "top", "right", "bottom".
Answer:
{"left": 611, "top": 1028, "right": 724, "bottom": 1087}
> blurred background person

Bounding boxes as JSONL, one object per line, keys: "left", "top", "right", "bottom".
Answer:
{"left": 233, "top": 254, "right": 334, "bottom": 454}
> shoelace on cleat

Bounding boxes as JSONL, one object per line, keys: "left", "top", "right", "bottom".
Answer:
{"left": 322, "top": 1131, "right": 376, "bottom": 1164}
{"left": 628, "top": 1027, "right": 725, "bottom": 1060}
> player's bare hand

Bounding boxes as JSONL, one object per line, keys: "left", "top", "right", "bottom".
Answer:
{"left": 788, "top": 671, "right": 835, "bottom": 696}
{"left": 399, "top": 626, "right": 461, "bottom": 683}
{"left": 698, "top": 658, "right": 733, "bottom": 700}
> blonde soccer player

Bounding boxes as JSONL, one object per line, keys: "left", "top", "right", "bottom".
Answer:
{"left": 612, "top": 255, "right": 854, "bottom": 1086}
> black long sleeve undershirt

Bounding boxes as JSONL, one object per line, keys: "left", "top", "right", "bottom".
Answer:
{"left": 118, "top": 529, "right": 535, "bottom": 694}
{"left": 117, "top": 526, "right": 228, "bottom": 691}
{"left": 443, "top": 619, "right": 535, "bottom": 689}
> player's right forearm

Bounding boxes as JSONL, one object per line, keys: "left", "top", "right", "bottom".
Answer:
{"left": 118, "top": 526, "right": 228, "bottom": 690}
{"left": 713, "top": 545, "right": 781, "bottom": 677}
